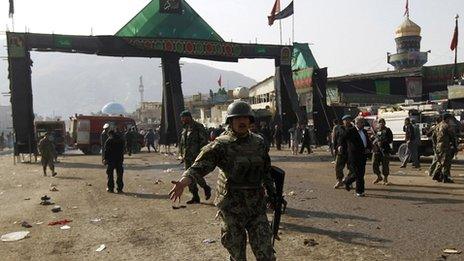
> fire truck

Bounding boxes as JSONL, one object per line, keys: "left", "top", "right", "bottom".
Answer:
{"left": 70, "top": 115, "right": 140, "bottom": 155}
{"left": 35, "top": 120, "right": 66, "bottom": 155}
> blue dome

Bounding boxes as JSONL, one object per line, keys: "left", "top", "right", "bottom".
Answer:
{"left": 102, "top": 102, "right": 126, "bottom": 115}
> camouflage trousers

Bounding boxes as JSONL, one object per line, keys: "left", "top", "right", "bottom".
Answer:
{"left": 432, "top": 150, "right": 453, "bottom": 178}
{"left": 372, "top": 152, "right": 390, "bottom": 177}
{"left": 219, "top": 208, "right": 275, "bottom": 261}
{"left": 185, "top": 159, "right": 209, "bottom": 197}
{"left": 335, "top": 153, "right": 349, "bottom": 181}
{"left": 428, "top": 149, "right": 438, "bottom": 176}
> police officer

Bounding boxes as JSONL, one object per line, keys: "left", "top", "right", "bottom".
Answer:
{"left": 431, "top": 113, "right": 457, "bottom": 183}
{"left": 372, "top": 118, "right": 393, "bottom": 185}
{"left": 333, "top": 115, "right": 352, "bottom": 189}
{"left": 178, "top": 110, "right": 212, "bottom": 204}
{"left": 170, "top": 101, "right": 277, "bottom": 261}
{"left": 38, "top": 132, "right": 57, "bottom": 177}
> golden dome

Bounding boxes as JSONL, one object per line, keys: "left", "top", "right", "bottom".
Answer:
{"left": 395, "top": 17, "right": 421, "bottom": 38}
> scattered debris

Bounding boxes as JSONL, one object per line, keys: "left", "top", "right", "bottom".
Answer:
{"left": 303, "top": 238, "right": 319, "bottom": 247}
{"left": 72, "top": 206, "right": 78, "bottom": 209}
{"left": 86, "top": 183, "right": 92, "bottom": 186}
{"left": 35, "top": 222, "right": 43, "bottom": 225}
{"left": 51, "top": 206, "right": 62, "bottom": 213}
{"left": 40, "top": 195, "right": 52, "bottom": 205}
{"left": 443, "top": 248, "right": 461, "bottom": 254}
{"left": 1, "top": 231, "right": 30, "bottom": 242}
{"left": 24, "top": 198, "right": 30, "bottom": 201}
{"left": 164, "top": 168, "right": 173, "bottom": 173}
{"left": 96, "top": 244, "right": 106, "bottom": 252}
{"left": 48, "top": 219, "right": 72, "bottom": 226}
{"left": 154, "top": 179, "right": 163, "bottom": 184}
{"left": 50, "top": 186, "right": 59, "bottom": 192}
{"left": 17, "top": 184, "right": 23, "bottom": 188}
{"left": 407, "top": 218, "right": 413, "bottom": 222}
{"left": 288, "top": 191, "right": 296, "bottom": 196}
{"left": 376, "top": 226, "right": 381, "bottom": 230}
{"left": 90, "top": 218, "right": 102, "bottom": 223}
{"left": 202, "top": 238, "right": 216, "bottom": 244}
{"left": 60, "top": 225, "right": 71, "bottom": 230}
{"left": 172, "top": 205, "right": 187, "bottom": 210}
{"left": 20, "top": 221, "right": 32, "bottom": 228}
{"left": 347, "top": 224, "right": 355, "bottom": 227}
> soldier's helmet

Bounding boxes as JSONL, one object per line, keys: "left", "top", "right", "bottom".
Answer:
{"left": 225, "top": 100, "right": 255, "bottom": 124}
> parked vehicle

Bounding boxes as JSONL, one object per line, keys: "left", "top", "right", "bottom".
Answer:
{"left": 70, "top": 115, "right": 140, "bottom": 155}
{"left": 35, "top": 121, "right": 66, "bottom": 155}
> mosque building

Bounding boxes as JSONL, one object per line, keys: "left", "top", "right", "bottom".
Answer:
{"left": 327, "top": 13, "right": 464, "bottom": 107}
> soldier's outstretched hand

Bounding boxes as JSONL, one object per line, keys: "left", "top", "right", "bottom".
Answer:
{"left": 169, "top": 177, "right": 191, "bottom": 202}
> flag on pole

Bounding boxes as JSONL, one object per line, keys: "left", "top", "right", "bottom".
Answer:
{"left": 268, "top": 0, "right": 281, "bottom": 26}
{"left": 9, "top": 0, "right": 14, "bottom": 18}
{"left": 404, "top": 0, "right": 409, "bottom": 17}
{"left": 450, "top": 18, "right": 459, "bottom": 51}
{"left": 274, "top": 1, "right": 294, "bottom": 21}
{"left": 217, "top": 75, "right": 222, "bottom": 87}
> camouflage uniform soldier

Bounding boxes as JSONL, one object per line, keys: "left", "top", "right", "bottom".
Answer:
{"left": 427, "top": 117, "right": 442, "bottom": 176}
{"left": 38, "top": 133, "right": 57, "bottom": 177}
{"left": 333, "top": 115, "right": 352, "bottom": 189}
{"left": 431, "top": 113, "right": 457, "bottom": 183}
{"left": 372, "top": 118, "right": 393, "bottom": 185}
{"left": 170, "top": 101, "right": 277, "bottom": 261}
{"left": 179, "top": 110, "right": 212, "bottom": 204}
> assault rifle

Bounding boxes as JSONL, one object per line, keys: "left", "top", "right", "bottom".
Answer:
{"left": 270, "top": 166, "right": 287, "bottom": 245}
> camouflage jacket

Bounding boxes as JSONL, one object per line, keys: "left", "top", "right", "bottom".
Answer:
{"left": 182, "top": 130, "right": 277, "bottom": 209}
{"left": 179, "top": 121, "right": 208, "bottom": 162}
{"left": 38, "top": 137, "right": 56, "bottom": 159}
{"left": 435, "top": 121, "right": 456, "bottom": 152}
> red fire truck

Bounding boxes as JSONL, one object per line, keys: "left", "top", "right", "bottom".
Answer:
{"left": 70, "top": 115, "right": 139, "bottom": 155}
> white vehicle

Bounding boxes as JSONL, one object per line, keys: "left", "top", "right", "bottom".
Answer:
{"left": 378, "top": 108, "right": 438, "bottom": 156}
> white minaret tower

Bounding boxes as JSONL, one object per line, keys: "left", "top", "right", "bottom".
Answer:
{"left": 138, "top": 76, "right": 144, "bottom": 105}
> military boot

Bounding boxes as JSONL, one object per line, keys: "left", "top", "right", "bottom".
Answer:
{"left": 186, "top": 194, "right": 200, "bottom": 204}
{"left": 373, "top": 175, "right": 383, "bottom": 184}
{"left": 204, "top": 185, "right": 212, "bottom": 200}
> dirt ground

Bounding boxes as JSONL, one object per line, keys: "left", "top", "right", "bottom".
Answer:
{"left": 0, "top": 147, "right": 463, "bottom": 261}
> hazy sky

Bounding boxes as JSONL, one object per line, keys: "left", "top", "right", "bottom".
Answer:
{"left": 0, "top": 0, "right": 463, "bottom": 81}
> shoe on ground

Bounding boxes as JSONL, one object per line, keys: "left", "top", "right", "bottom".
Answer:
{"left": 343, "top": 181, "right": 351, "bottom": 192}
{"left": 373, "top": 176, "right": 383, "bottom": 184}
{"left": 106, "top": 188, "right": 114, "bottom": 193}
{"left": 333, "top": 181, "right": 343, "bottom": 189}
{"left": 186, "top": 197, "right": 200, "bottom": 204}
{"left": 400, "top": 165, "right": 406, "bottom": 168}
{"left": 204, "top": 186, "right": 212, "bottom": 200}
{"left": 443, "top": 178, "right": 454, "bottom": 183}
{"left": 52, "top": 172, "right": 57, "bottom": 177}
{"left": 117, "top": 190, "right": 124, "bottom": 194}
{"left": 356, "top": 193, "right": 365, "bottom": 197}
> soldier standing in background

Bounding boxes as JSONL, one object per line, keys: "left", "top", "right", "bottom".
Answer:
{"left": 170, "top": 101, "right": 277, "bottom": 261}
{"left": 125, "top": 126, "right": 137, "bottom": 156}
{"left": 372, "top": 118, "right": 393, "bottom": 185}
{"left": 38, "top": 132, "right": 57, "bottom": 177}
{"left": 333, "top": 115, "right": 352, "bottom": 189}
{"left": 431, "top": 113, "right": 457, "bottom": 183}
{"left": 178, "top": 110, "right": 212, "bottom": 204}
{"left": 400, "top": 118, "right": 419, "bottom": 168}
{"left": 427, "top": 117, "right": 442, "bottom": 176}
{"left": 300, "top": 123, "right": 312, "bottom": 154}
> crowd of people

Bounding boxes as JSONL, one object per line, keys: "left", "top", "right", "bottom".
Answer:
{"left": 331, "top": 112, "right": 459, "bottom": 197}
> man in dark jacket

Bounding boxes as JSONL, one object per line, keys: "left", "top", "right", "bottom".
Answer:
{"left": 274, "top": 124, "right": 283, "bottom": 150}
{"left": 340, "top": 117, "right": 372, "bottom": 197}
{"left": 372, "top": 118, "right": 393, "bottom": 185}
{"left": 300, "top": 124, "right": 312, "bottom": 154}
{"left": 103, "top": 130, "right": 125, "bottom": 193}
